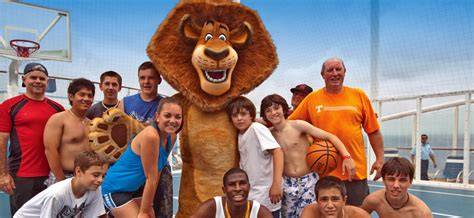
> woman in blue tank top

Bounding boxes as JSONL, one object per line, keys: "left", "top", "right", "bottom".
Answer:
{"left": 102, "top": 97, "right": 182, "bottom": 218}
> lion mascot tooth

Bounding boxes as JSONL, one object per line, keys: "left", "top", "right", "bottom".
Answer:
{"left": 146, "top": 0, "right": 278, "bottom": 217}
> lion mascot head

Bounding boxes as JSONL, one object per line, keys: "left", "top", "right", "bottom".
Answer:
{"left": 147, "top": 0, "right": 278, "bottom": 111}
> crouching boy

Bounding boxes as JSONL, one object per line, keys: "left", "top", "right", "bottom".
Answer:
{"left": 14, "top": 151, "right": 108, "bottom": 217}
{"left": 301, "top": 176, "right": 369, "bottom": 218}
{"left": 361, "top": 157, "right": 432, "bottom": 218}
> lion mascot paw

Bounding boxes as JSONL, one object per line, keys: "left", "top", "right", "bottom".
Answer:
{"left": 88, "top": 108, "right": 145, "bottom": 161}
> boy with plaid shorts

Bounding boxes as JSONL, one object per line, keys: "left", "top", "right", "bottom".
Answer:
{"left": 261, "top": 94, "right": 355, "bottom": 217}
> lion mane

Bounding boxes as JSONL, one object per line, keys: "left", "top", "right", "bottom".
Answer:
{"left": 147, "top": 1, "right": 278, "bottom": 111}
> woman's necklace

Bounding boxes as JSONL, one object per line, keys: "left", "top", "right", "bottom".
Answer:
{"left": 385, "top": 192, "right": 410, "bottom": 210}
{"left": 101, "top": 101, "right": 118, "bottom": 110}
{"left": 225, "top": 199, "right": 250, "bottom": 218}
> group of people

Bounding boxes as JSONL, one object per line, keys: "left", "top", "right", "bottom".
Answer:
{"left": 0, "top": 57, "right": 434, "bottom": 217}
{"left": 193, "top": 157, "right": 431, "bottom": 218}
{"left": 0, "top": 61, "right": 177, "bottom": 217}
{"left": 191, "top": 57, "right": 432, "bottom": 218}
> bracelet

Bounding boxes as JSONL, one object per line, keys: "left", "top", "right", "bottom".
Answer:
{"left": 342, "top": 155, "right": 351, "bottom": 160}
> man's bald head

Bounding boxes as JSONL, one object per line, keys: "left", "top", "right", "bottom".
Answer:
{"left": 320, "top": 57, "right": 346, "bottom": 75}
{"left": 320, "top": 57, "right": 347, "bottom": 93}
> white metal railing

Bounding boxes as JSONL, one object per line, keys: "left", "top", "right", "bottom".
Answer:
{"left": 371, "top": 89, "right": 473, "bottom": 189}
{"left": 0, "top": 70, "right": 140, "bottom": 103}
{"left": 46, "top": 74, "right": 140, "bottom": 96}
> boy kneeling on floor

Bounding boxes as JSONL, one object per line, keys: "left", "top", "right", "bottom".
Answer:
{"left": 14, "top": 151, "right": 108, "bottom": 217}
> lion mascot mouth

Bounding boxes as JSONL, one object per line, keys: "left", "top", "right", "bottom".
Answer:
{"left": 180, "top": 15, "right": 252, "bottom": 96}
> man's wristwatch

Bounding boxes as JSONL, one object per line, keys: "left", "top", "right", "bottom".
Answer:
{"left": 342, "top": 155, "right": 352, "bottom": 160}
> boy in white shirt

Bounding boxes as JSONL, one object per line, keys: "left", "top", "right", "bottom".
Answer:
{"left": 14, "top": 151, "right": 108, "bottom": 218}
{"left": 226, "top": 96, "right": 284, "bottom": 218}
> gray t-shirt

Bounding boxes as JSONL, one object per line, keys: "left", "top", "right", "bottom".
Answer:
{"left": 14, "top": 178, "right": 105, "bottom": 218}
{"left": 86, "top": 101, "right": 117, "bottom": 120}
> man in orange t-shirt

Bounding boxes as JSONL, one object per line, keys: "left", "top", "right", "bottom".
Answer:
{"left": 289, "top": 57, "right": 385, "bottom": 206}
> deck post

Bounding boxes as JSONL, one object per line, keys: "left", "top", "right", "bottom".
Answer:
{"left": 415, "top": 98, "right": 422, "bottom": 181}
{"left": 7, "top": 60, "right": 20, "bottom": 99}
{"left": 462, "top": 93, "right": 471, "bottom": 184}
{"left": 412, "top": 115, "right": 417, "bottom": 154}
{"left": 452, "top": 106, "right": 459, "bottom": 156}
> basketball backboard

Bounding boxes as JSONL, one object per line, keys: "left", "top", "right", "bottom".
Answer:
{"left": 0, "top": 0, "right": 71, "bottom": 62}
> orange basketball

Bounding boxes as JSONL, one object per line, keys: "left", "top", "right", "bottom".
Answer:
{"left": 306, "top": 140, "right": 339, "bottom": 175}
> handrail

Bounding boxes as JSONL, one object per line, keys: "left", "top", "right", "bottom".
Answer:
{"left": 432, "top": 169, "right": 442, "bottom": 179}
{"left": 15, "top": 72, "right": 141, "bottom": 91}
{"left": 46, "top": 75, "right": 140, "bottom": 91}
{"left": 389, "top": 147, "right": 474, "bottom": 151}
{"left": 456, "top": 171, "right": 463, "bottom": 183}
{"left": 380, "top": 99, "right": 473, "bottom": 122}
{"left": 373, "top": 90, "right": 473, "bottom": 103}
{"left": 455, "top": 170, "right": 474, "bottom": 183}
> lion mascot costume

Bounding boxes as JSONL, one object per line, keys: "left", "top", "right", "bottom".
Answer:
{"left": 147, "top": 1, "right": 277, "bottom": 216}
{"left": 89, "top": 0, "right": 277, "bottom": 217}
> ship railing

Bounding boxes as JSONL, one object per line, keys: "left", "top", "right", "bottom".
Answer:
{"left": 372, "top": 89, "right": 473, "bottom": 190}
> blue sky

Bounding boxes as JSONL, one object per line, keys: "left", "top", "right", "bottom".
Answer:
{"left": 1, "top": 0, "right": 473, "bottom": 117}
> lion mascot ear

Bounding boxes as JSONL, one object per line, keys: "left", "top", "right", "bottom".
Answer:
{"left": 180, "top": 14, "right": 202, "bottom": 42}
{"left": 230, "top": 21, "right": 252, "bottom": 48}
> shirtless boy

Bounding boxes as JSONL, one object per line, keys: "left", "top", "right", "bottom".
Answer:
{"left": 44, "top": 78, "right": 95, "bottom": 184}
{"left": 260, "top": 94, "right": 355, "bottom": 217}
{"left": 361, "top": 157, "right": 432, "bottom": 218}
{"left": 301, "top": 176, "right": 369, "bottom": 218}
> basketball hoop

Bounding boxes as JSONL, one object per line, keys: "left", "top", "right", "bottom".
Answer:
{"left": 10, "top": 39, "right": 40, "bottom": 58}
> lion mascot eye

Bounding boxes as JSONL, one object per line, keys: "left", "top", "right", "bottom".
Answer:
{"left": 204, "top": 33, "right": 213, "bottom": 41}
{"left": 218, "top": 34, "right": 226, "bottom": 41}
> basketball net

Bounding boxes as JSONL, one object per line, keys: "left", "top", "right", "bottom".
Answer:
{"left": 10, "top": 39, "right": 40, "bottom": 58}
